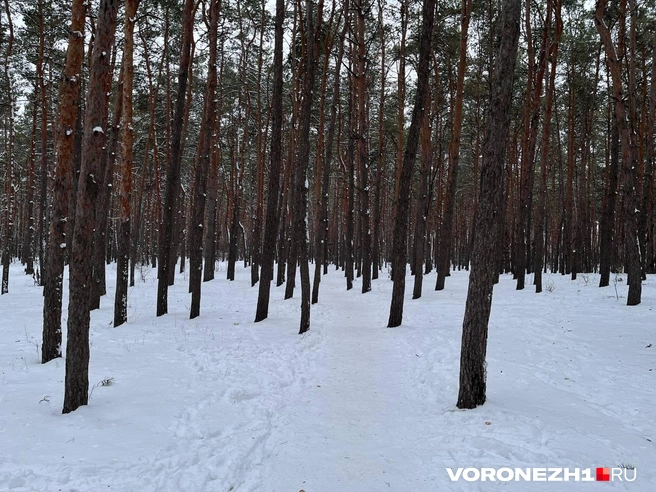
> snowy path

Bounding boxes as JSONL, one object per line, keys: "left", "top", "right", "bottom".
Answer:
{"left": 1, "top": 264, "right": 655, "bottom": 491}
{"left": 263, "top": 282, "right": 429, "bottom": 490}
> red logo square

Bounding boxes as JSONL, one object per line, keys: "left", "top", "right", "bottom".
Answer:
{"left": 596, "top": 468, "right": 611, "bottom": 481}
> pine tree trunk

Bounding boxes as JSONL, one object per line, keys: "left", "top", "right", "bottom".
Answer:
{"left": 436, "top": 0, "right": 472, "bottom": 292}
{"left": 514, "top": 0, "right": 549, "bottom": 290}
{"left": 534, "top": 0, "right": 561, "bottom": 293}
{"left": 294, "top": 0, "right": 323, "bottom": 334}
{"left": 1, "top": 0, "right": 14, "bottom": 295}
{"left": 457, "top": 0, "right": 521, "bottom": 409}
{"left": 63, "top": 0, "right": 119, "bottom": 414}
{"left": 372, "top": 0, "right": 385, "bottom": 281}
{"left": 251, "top": 0, "right": 267, "bottom": 288}
{"left": 254, "top": 0, "right": 285, "bottom": 322}
{"left": 644, "top": 24, "right": 656, "bottom": 273}
{"left": 157, "top": 0, "right": 194, "bottom": 316}
{"left": 594, "top": 0, "right": 641, "bottom": 305}
{"left": 41, "top": 0, "right": 85, "bottom": 363}
{"left": 311, "top": 5, "right": 341, "bottom": 305}
{"left": 345, "top": 74, "right": 355, "bottom": 292}
{"left": 387, "top": 0, "right": 436, "bottom": 327}
{"left": 114, "top": 0, "right": 140, "bottom": 327}
{"left": 90, "top": 71, "right": 123, "bottom": 311}
{"left": 37, "top": 0, "right": 50, "bottom": 287}
{"left": 354, "top": 0, "right": 371, "bottom": 294}
{"left": 412, "top": 109, "right": 431, "bottom": 300}
{"left": 189, "top": 0, "right": 219, "bottom": 319}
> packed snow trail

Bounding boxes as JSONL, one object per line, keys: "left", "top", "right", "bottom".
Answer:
{"left": 0, "top": 264, "right": 654, "bottom": 491}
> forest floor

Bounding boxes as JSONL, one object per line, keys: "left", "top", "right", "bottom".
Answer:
{"left": 0, "top": 262, "right": 654, "bottom": 491}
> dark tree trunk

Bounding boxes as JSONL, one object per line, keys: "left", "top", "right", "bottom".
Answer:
{"left": 644, "top": 24, "right": 656, "bottom": 274}
{"left": 515, "top": 0, "right": 549, "bottom": 290}
{"left": 90, "top": 67, "right": 123, "bottom": 311}
{"left": 294, "top": 0, "right": 323, "bottom": 334}
{"left": 157, "top": 0, "right": 194, "bottom": 316}
{"left": 227, "top": 199, "right": 241, "bottom": 281}
{"left": 311, "top": 4, "right": 344, "bottom": 305}
{"left": 23, "top": 21, "right": 42, "bottom": 277}
{"left": 355, "top": 0, "right": 371, "bottom": 294}
{"left": 372, "top": 0, "right": 385, "bottom": 281}
{"left": 254, "top": 0, "right": 285, "bottom": 322}
{"left": 251, "top": 0, "right": 267, "bottom": 288}
{"left": 436, "top": 0, "right": 472, "bottom": 292}
{"left": 42, "top": 0, "right": 85, "bottom": 363}
{"left": 599, "top": 106, "right": 620, "bottom": 287}
{"left": 1, "top": 0, "right": 14, "bottom": 295}
{"left": 594, "top": 0, "right": 641, "bottom": 305}
{"left": 534, "top": 0, "right": 561, "bottom": 293}
{"left": 203, "top": 145, "right": 220, "bottom": 282}
{"left": 63, "top": 0, "right": 119, "bottom": 414}
{"left": 114, "top": 0, "right": 140, "bottom": 327}
{"left": 387, "top": 0, "right": 436, "bottom": 327}
{"left": 457, "top": 0, "right": 521, "bottom": 409}
{"left": 345, "top": 78, "right": 355, "bottom": 292}
{"left": 37, "top": 0, "right": 50, "bottom": 287}
{"left": 412, "top": 109, "right": 431, "bottom": 299}
{"left": 189, "top": 0, "right": 219, "bottom": 319}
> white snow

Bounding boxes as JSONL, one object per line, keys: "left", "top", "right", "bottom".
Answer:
{"left": 92, "top": 126, "right": 104, "bottom": 134}
{"left": 0, "top": 264, "right": 655, "bottom": 490}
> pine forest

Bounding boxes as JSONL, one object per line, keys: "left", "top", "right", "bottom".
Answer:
{"left": 0, "top": 0, "right": 654, "bottom": 488}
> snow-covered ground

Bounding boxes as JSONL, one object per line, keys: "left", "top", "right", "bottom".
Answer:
{"left": 0, "top": 262, "right": 654, "bottom": 491}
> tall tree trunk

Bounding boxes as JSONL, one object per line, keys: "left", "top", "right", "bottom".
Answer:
{"left": 594, "top": 0, "right": 641, "bottom": 305}
{"left": 515, "top": 0, "right": 549, "bottom": 290}
{"left": 294, "top": 0, "right": 323, "bottom": 334}
{"left": 1, "top": 0, "right": 14, "bottom": 295}
{"left": 534, "top": 0, "right": 561, "bottom": 293}
{"left": 412, "top": 107, "right": 432, "bottom": 299}
{"left": 114, "top": 0, "right": 140, "bottom": 327}
{"left": 41, "top": 0, "right": 85, "bottom": 363}
{"left": 599, "top": 99, "right": 620, "bottom": 287}
{"left": 644, "top": 23, "right": 656, "bottom": 273}
{"left": 189, "top": 0, "right": 220, "bottom": 319}
{"left": 37, "top": 0, "right": 50, "bottom": 287}
{"left": 387, "top": 0, "right": 436, "bottom": 327}
{"left": 251, "top": 0, "right": 267, "bottom": 288}
{"left": 345, "top": 68, "right": 356, "bottom": 292}
{"left": 23, "top": 88, "right": 39, "bottom": 276}
{"left": 63, "top": 0, "right": 119, "bottom": 414}
{"left": 564, "top": 61, "right": 576, "bottom": 277}
{"left": 372, "top": 0, "right": 385, "bottom": 281}
{"left": 254, "top": 0, "right": 285, "bottom": 322}
{"left": 157, "top": 0, "right": 194, "bottom": 316}
{"left": 354, "top": 0, "right": 371, "bottom": 294}
{"left": 436, "top": 0, "right": 472, "bottom": 291}
{"left": 310, "top": 3, "right": 339, "bottom": 304}
{"left": 90, "top": 67, "right": 123, "bottom": 311}
{"left": 457, "top": 0, "right": 521, "bottom": 409}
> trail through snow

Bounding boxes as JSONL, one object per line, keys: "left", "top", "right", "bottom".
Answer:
{"left": 0, "top": 264, "right": 654, "bottom": 491}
